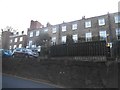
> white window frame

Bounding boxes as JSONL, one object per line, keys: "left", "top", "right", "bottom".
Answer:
{"left": 85, "top": 20, "right": 91, "bottom": 28}
{"left": 72, "top": 34, "right": 78, "bottom": 43}
{"left": 62, "top": 26, "right": 66, "bottom": 32}
{"left": 98, "top": 18, "right": 105, "bottom": 26}
{"left": 13, "top": 45, "right": 17, "bottom": 49}
{"left": 99, "top": 31, "right": 107, "bottom": 40}
{"left": 30, "top": 32, "right": 33, "bottom": 37}
{"left": 52, "top": 27, "right": 57, "bottom": 33}
{"left": 116, "top": 28, "right": 120, "bottom": 40}
{"left": 18, "top": 44, "right": 22, "bottom": 48}
{"left": 114, "top": 15, "right": 120, "bottom": 23}
{"left": 19, "top": 37, "right": 23, "bottom": 41}
{"left": 9, "top": 46, "right": 12, "bottom": 49}
{"left": 51, "top": 37, "right": 56, "bottom": 45}
{"left": 52, "top": 37, "right": 56, "bottom": 42}
{"left": 37, "top": 46, "right": 41, "bottom": 52}
{"left": 14, "top": 38, "right": 18, "bottom": 42}
{"left": 85, "top": 32, "right": 92, "bottom": 41}
{"left": 29, "top": 40, "right": 32, "bottom": 47}
{"left": 61, "top": 36, "right": 66, "bottom": 43}
{"left": 36, "top": 31, "right": 40, "bottom": 36}
{"left": 72, "top": 23, "right": 77, "bottom": 30}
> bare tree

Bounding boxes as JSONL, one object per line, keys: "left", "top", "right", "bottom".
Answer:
{"left": 2, "top": 26, "right": 18, "bottom": 33}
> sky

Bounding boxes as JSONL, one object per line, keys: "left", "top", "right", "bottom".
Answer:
{"left": 0, "top": 0, "right": 119, "bottom": 34}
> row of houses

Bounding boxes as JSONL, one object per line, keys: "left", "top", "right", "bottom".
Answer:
{"left": 2, "top": 12, "right": 120, "bottom": 51}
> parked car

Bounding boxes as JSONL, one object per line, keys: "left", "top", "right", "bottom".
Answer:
{"left": 25, "top": 49, "right": 39, "bottom": 58}
{"left": 12, "top": 48, "right": 26, "bottom": 58}
{"left": 0, "top": 49, "right": 13, "bottom": 58}
{"left": 12, "top": 48, "right": 39, "bottom": 58}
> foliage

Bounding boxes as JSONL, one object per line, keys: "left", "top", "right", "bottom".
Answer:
{"left": 35, "top": 33, "right": 51, "bottom": 46}
{"left": 92, "top": 36, "right": 100, "bottom": 41}
{"left": 66, "top": 34, "right": 74, "bottom": 45}
{"left": 78, "top": 37, "right": 85, "bottom": 42}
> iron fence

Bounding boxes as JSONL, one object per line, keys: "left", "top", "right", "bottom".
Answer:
{"left": 50, "top": 41, "right": 108, "bottom": 57}
{"left": 112, "top": 40, "right": 120, "bottom": 58}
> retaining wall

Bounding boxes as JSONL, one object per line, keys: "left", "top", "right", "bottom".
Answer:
{"left": 2, "top": 57, "right": 118, "bottom": 88}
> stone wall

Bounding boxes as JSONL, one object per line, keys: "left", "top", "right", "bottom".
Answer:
{"left": 2, "top": 57, "right": 118, "bottom": 88}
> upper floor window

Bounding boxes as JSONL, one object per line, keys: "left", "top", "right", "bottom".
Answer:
{"left": 52, "top": 27, "right": 57, "bottom": 33}
{"left": 62, "top": 26, "right": 66, "bottom": 32}
{"left": 98, "top": 18, "right": 105, "bottom": 26}
{"left": 116, "top": 28, "right": 120, "bottom": 40}
{"left": 19, "top": 37, "right": 23, "bottom": 41}
{"left": 61, "top": 36, "right": 66, "bottom": 43}
{"left": 30, "top": 32, "right": 33, "bottom": 37}
{"left": 72, "top": 24, "right": 77, "bottom": 30}
{"left": 99, "top": 31, "right": 107, "bottom": 40}
{"left": 85, "top": 21, "right": 91, "bottom": 28}
{"left": 36, "top": 31, "right": 40, "bottom": 36}
{"left": 72, "top": 34, "right": 78, "bottom": 43}
{"left": 14, "top": 38, "right": 18, "bottom": 42}
{"left": 114, "top": 15, "right": 120, "bottom": 23}
{"left": 85, "top": 32, "right": 92, "bottom": 41}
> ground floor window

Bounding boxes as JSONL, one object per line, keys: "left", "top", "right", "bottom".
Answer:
{"left": 85, "top": 32, "right": 92, "bottom": 42}
{"left": 116, "top": 28, "right": 120, "bottom": 40}
{"left": 99, "top": 30, "right": 107, "bottom": 40}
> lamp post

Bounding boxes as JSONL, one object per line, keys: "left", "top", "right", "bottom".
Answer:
{"left": 106, "top": 34, "right": 112, "bottom": 57}
{"left": 106, "top": 34, "right": 110, "bottom": 47}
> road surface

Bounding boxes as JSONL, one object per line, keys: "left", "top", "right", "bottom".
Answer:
{"left": 2, "top": 74, "right": 59, "bottom": 88}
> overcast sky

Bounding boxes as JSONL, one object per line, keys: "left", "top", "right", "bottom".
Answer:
{"left": 0, "top": 0, "right": 119, "bottom": 34}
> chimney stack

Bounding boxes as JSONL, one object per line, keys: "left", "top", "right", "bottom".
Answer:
{"left": 22, "top": 31, "right": 24, "bottom": 34}
{"left": 82, "top": 16, "right": 85, "bottom": 19}
{"left": 29, "top": 20, "right": 44, "bottom": 30}
{"left": 46, "top": 22, "right": 51, "bottom": 27}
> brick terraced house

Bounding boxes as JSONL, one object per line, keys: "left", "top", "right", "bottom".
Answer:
{"left": 27, "top": 12, "right": 120, "bottom": 50}
{"left": 9, "top": 32, "right": 27, "bottom": 50}
{"left": 2, "top": 12, "right": 120, "bottom": 50}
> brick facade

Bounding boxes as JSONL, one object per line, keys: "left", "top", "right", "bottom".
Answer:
{"left": 27, "top": 12, "right": 120, "bottom": 49}
{"left": 2, "top": 31, "right": 13, "bottom": 49}
{"left": 2, "top": 12, "right": 120, "bottom": 50}
{"left": 9, "top": 34, "right": 27, "bottom": 50}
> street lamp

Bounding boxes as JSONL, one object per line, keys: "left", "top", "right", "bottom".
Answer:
{"left": 106, "top": 34, "right": 110, "bottom": 47}
{"left": 106, "top": 34, "right": 113, "bottom": 57}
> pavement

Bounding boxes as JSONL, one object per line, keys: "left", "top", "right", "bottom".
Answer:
{"left": 2, "top": 74, "right": 61, "bottom": 88}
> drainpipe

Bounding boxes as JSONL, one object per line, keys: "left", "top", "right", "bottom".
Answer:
{"left": 107, "top": 13, "right": 112, "bottom": 57}
{"left": 58, "top": 25, "right": 61, "bottom": 45}
{"left": 107, "top": 12, "right": 112, "bottom": 42}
